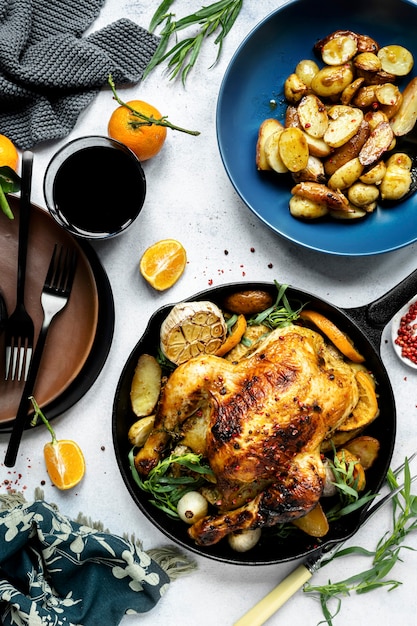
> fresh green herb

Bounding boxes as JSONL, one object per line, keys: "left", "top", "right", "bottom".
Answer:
{"left": 246, "top": 281, "right": 305, "bottom": 330}
{"left": 108, "top": 75, "right": 200, "bottom": 136}
{"left": 0, "top": 166, "right": 20, "bottom": 219}
{"left": 326, "top": 449, "right": 376, "bottom": 523}
{"left": 129, "top": 448, "right": 213, "bottom": 518}
{"left": 144, "top": 0, "right": 244, "bottom": 83}
{"left": 304, "top": 458, "right": 417, "bottom": 625}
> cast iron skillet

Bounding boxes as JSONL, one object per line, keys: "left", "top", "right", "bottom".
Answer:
{"left": 112, "top": 270, "right": 417, "bottom": 565}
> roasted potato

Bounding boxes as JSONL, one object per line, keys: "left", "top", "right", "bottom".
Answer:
{"left": 378, "top": 45, "right": 414, "bottom": 76}
{"left": 295, "top": 59, "right": 319, "bottom": 87}
{"left": 289, "top": 194, "right": 329, "bottom": 219}
{"left": 327, "top": 157, "right": 364, "bottom": 190}
{"left": 347, "top": 181, "right": 380, "bottom": 207}
{"left": 256, "top": 118, "right": 284, "bottom": 170}
{"left": 390, "top": 76, "right": 417, "bottom": 136}
{"left": 278, "top": 127, "right": 309, "bottom": 171}
{"left": 256, "top": 30, "right": 416, "bottom": 223}
{"left": 297, "top": 94, "right": 329, "bottom": 138}
{"left": 311, "top": 64, "right": 354, "bottom": 98}
{"left": 130, "top": 354, "right": 162, "bottom": 417}
{"left": 380, "top": 152, "right": 413, "bottom": 201}
{"left": 223, "top": 290, "right": 274, "bottom": 316}
{"left": 359, "top": 121, "right": 394, "bottom": 166}
{"left": 324, "top": 105, "right": 364, "bottom": 148}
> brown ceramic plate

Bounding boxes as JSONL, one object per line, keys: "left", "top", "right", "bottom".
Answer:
{"left": 0, "top": 197, "right": 99, "bottom": 427}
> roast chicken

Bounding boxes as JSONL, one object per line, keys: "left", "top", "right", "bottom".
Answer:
{"left": 135, "top": 323, "right": 360, "bottom": 546}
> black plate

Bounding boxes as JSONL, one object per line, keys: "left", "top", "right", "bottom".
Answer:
{"left": 0, "top": 239, "right": 114, "bottom": 431}
{"left": 112, "top": 281, "right": 396, "bottom": 565}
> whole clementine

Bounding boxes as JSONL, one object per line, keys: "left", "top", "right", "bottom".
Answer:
{"left": 108, "top": 100, "right": 167, "bottom": 161}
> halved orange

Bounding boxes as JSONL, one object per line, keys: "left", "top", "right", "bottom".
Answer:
{"left": 140, "top": 239, "right": 187, "bottom": 291}
{"left": 216, "top": 314, "right": 247, "bottom": 357}
{"left": 338, "top": 370, "right": 379, "bottom": 432}
{"left": 44, "top": 439, "right": 86, "bottom": 490}
{"left": 300, "top": 309, "right": 365, "bottom": 363}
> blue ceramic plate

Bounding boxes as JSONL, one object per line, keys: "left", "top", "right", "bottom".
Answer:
{"left": 216, "top": 0, "right": 417, "bottom": 256}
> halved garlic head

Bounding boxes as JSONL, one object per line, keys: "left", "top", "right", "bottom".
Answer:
{"left": 160, "top": 301, "right": 227, "bottom": 365}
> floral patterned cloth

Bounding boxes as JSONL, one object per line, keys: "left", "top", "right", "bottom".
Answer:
{"left": 0, "top": 499, "right": 170, "bottom": 625}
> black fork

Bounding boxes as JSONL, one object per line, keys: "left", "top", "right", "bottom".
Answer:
{"left": 4, "top": 244, "right": 78, "bottom": 467}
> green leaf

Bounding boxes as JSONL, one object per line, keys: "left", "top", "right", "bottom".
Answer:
{"left": 149, "top": 0, "right": 175, "bottom": 32}
{"left": 143, "top": 0, "right": 244, "bottom": 83}
{"left": 0, "top": 167, "right": 20, "bottom": 219}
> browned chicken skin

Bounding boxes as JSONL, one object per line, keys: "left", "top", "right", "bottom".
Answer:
{"left": 135, "top": 324, "right": 359, "bottom": 546}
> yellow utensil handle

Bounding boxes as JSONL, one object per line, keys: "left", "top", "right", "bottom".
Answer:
{"left": 234, "top": 563, "right": 313, "bottom": 626}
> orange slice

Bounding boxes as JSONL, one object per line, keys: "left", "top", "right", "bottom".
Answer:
{"left": 216, "top": 314, "right": 247, "bottom": 357}
{"left": 44, "top": 439, "right": 86, "bottom": 490}
{"left": 140, "top": 239, "right": 187, "bottom": 291}
{"left": 338, "top": 370, "right": 379, "bottom": 432}
{"left": 292, "top": 502, "right": 329, "bottom": 537}
{"left": 300, "top": 309, "right": 365, "bottom": 362}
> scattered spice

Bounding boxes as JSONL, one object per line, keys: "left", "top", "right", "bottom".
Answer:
{"left": 395, "top": 300, "right": 417, "bottom": 364}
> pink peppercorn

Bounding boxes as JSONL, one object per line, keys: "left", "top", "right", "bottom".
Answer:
{"left": 395, "top": 300, "right": 417, "bottom": 365}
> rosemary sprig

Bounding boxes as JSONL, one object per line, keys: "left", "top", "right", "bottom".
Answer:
{"left": 304, "top": 458, "right": 417, "bottom": 625}
{"left": 129, "top": 448, "right": 213, "bottom": 518}
{"left": 144, "top": 0, "right": 244, "bottom": 83}
{"left": 246, "top": 281, "right": 305, "bottom": 330}
{"left": 108, "top": 75, "right": 200, "bottom": 136}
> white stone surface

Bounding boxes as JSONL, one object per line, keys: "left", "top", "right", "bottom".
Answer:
{"left": 2, "top": 1, "right": 417, "bottom": 625}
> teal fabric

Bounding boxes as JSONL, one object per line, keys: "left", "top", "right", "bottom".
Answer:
{"left": 0, "top": 499, "right": 170, "bottom": 625}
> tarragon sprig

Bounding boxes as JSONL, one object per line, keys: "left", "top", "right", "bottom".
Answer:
{"left": 304, "top": 458, "right": 417, "bottom": 625}
{"left": 129, "top": 448, "right": 213, "bottom": 518}
{"left": 246, "top": 281, "right": 305, "bottom": 330}
{"left": 144, "top": 0, "right": 244, "bottom": 83}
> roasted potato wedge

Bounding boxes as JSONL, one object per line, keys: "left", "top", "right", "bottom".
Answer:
{"left": 380, "top": 152, "right": 412, "bottom": 201}
{"left": 327, "top": 157, "right": 364, "bottom": 190}
{"left": 324, "top": 105, "right": 364, "bottom": 148}
{"left": 289, "top": 194, "right": 329, "bottom": 219}
{"left": 256, "top": 118, "right": 284, "bottom": 170}
{"left": 291, "top": 181, "right": 350, "bottom": 210}
{"left": 311, "top": 63, "right": 354, "bottom": 99}
{"left": 347, "top": 181, "right": 380, "bottom": 207}
{"left": 390, "top": 76, "right": 417, "bottom": 136}
{"left": 223, "top": 290, "right": 274, "bottom": 316}
{"left": 295, "top": 59, "right": 319, "bottom": 87}
{"left": 297, "top": 94, "right": 329, "bottom": 138}
{"left": 359, "top": 121, "right": 394, "bottom": 166}
{"left": 321, "top": 33, "right": 358, "bottom": 66}
{"left": 128, "top": 415, "right": 156, "bottom": 448}
{"left": 279, "top": 127, "right": 309, "bottom": 172}
{"left": 284, "top": 72, "right": 309, "bottom": 103}
{"left": 264, "top": 129, "right": 288, "bottom": 174}
{"left": 344, "top": 435, "right": 380, "bottom": 470}
{"left": 378, "top": 45, "right": 414, "bottom": 76}
{"left": 130, "top": 354, "right": 162, "bottom": 417}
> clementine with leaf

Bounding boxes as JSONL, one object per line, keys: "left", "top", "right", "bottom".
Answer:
{"left": 30, "top": 397, "right": 85, "bottom": 490}
{"left": 108, "top": 100, "right": 167, "bottom": 161}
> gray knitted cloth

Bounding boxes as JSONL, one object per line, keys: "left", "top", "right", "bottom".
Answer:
{"left": 0, "top": 0, "right": 160, "bottom": 149}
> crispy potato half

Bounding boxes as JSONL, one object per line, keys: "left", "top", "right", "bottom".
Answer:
{"left": 130, "top": 354, "right": 162, "bottom": 417}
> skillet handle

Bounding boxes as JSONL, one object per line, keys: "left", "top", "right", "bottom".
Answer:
{"left": 364, "top": 267, "right": 417, "bottom": 328}
{"left": 233, "top": 563, "right": 312, "bottom": 626}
